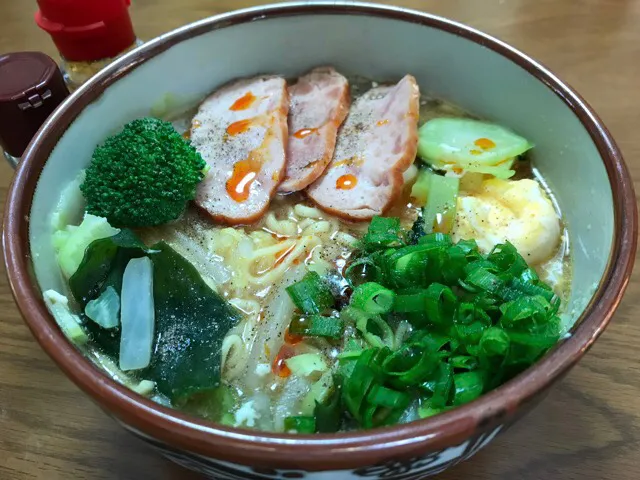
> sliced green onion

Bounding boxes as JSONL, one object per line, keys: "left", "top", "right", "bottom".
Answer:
{"left": 509, "top": 277, "right": 559, "bottom": 307}
{"left": 383, "top": 346, "right": 440, "bottom": 386}
{"left": 355, "top": 312, "right": 395, "bottom": 349}
{"left": 479, "top": 327, "right": 510, "bottom": 357}
{"left": 417, "top": 117, "right": 533, "bottom": 178}
{"left": 286, "top": 271, "right": 335, "bottom": 314}
{"left": 314, "top": 382, "right": 343, "bottom": 433}
{"left": 449, "top": 355, "right": 478, "bottom": 371}
{"left": 456, "top": 239, "right": 483, "bottom": 261}
{"left": 350, "top": 282, "right": 396, "bottom": 314}
{"left": 284, "top": 416, "right": 316, "bottom": 433}
{"left": 342, "top": 349, "right": 383, "bottom": 420}
{"left": 362, "top": 216, "right": 404, "bottom": 251}
{"left": 308, "top": 210, "right": 563, "bottom": 428}
{"left": 394, "top": 290, "right": 428, "bottom": 313}
{"left": 465, "top": 267, "right": 505, "bottom": 296}
{"left": 453, "top": 371, "right": 485, "bottom": 406}
{"left": 487, "top": 241, "right": 527, "bottom": 277}
{"left": 344, "top": 257, "right": 381, "bottom": 287}
{"left": 408, "top": 331, "right": 453, "bottom": 352}
{"left": 418, "top": 403, "right": 444, "bottom": 419}
{"left": 289, "top": 314, "right": 344, "bottom": 339}
{"left": 453, "top": 303, "right": 491, "bottom": 345}
{"left": 337, "top": 337, "right": 365, "bottom": 360}
{"left": 420, "top": 361, "right": 453, "bottom": 409}
{"left": 423, "top": 283, "right": 457, "bottom": 325}
{"left": 366, "top": 385, "right": 411, "bottom": 408}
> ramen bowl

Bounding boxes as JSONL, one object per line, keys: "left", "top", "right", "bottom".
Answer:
{"left": 3, "top": 2, "right": 636, "bottom": 479}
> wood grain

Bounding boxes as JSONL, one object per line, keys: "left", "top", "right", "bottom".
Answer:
{"left": 1, "top": 1, "right": 639, "bottom": 479}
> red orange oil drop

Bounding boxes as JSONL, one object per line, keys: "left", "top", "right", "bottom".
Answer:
{"left": 474, "top": 137, "right": 496, "bottom": 150}
{"left": 284, "top": 327, "right": 303, "bottom": 345}
{"left": 226, "top": 118, "right": 253, "bottom": 136}
{"left": 293, "top": 127, "right": 318, "bottom": 139}
{"left": 336, "top": 174, "right": 358, "bottom": 190}
{"left": 272, "top": 345, "right": 295, "bottom": 378}
{"left": 230, "top": 91, "right": 257, "bottom": 111}
{"left": 226, "top": 156, "right": 261, "bottom": 202}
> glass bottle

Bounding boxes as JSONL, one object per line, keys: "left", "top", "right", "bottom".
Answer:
{"left": 0, "top": 52, "right": 69, "bottom": 167}
{"left": 35, "top": 0, "right": 142, "bottom": 91}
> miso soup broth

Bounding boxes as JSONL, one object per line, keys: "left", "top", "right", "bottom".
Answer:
{"left": 46, "top": 69, "right": 571, "bottom": 434}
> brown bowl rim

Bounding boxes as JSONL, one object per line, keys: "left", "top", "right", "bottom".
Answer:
{"left": 3, "top": 1, "right": 637, "bottom": 471}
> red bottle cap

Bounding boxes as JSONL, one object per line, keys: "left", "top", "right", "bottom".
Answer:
{"left": 35, "top": 0, "right": 136, "bottom": 62}
{"left": 0, "top": 52, "right": 69, "bottom": 158}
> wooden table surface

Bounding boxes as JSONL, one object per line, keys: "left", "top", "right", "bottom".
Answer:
{"left": 1, "top": 1, "right": 639, "bottom": 479}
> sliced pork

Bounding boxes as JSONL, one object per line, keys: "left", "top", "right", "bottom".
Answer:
{"left": 192, "top": 76, "right": 289, "bottom": 224}
{"left": 306, "top": 75, "right": 420, "bottom": 220}
{"left": 278, "top": 67, "right": 350, "bottom": 193}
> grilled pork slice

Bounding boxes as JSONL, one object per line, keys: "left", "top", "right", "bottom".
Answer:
{"left": 192, "top": 76, "right": 289, "bottom": 224}
{"left": 306, "top": 75, "right": 420, "bottom": 220}
{"left": 278, "top": 67, "right": 350, "bottom": 193}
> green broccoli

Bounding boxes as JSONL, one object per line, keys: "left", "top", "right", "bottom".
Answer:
{"left": 81, "top": 117, "right": 206, "bottom": 228}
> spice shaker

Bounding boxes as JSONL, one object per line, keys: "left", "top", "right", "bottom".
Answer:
{"left": 0, "top": 52, "right": 69, "bottom": 167}
{"left": 35, "top": 0, "right": 142, "bottom": 91}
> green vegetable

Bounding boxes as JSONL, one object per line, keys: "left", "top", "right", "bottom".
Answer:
{"left": 421, "top": 171, "right": 459, "bottom": 235}
{"left": 289, "top": 314, "right": 344, "bottom": 339}
{"left": 479, "top": 327, "right": 510, "bottom": 357}
{"left": 81, "top": 118, "right": 206, "bottom": 228}
{"left": 181, "top": 385, "right": 239, "bottom": 423}
{"left": 342, "top": 348, "right": 411, "bottom": 428}
{"left": 284, "top": 416, "right": 316, "bottom": 433}
{"left": 409, "top": 167, "right": 432, "bottom": 207}
{"left": 453, "top": 371, "right": 484, "bottom": 405}
{"left": 417, "top": 118, "right": 533, "bottom": 178}
{"left": 285, "top": 353, "right": 329, "bottom": 377}
{"left": 285, "top": 271, "right": 335, "bottom": 314}
{"left": 349, "top": 308, "right": 394, "bottom": 349}
{"left": 423, "top": 283, "right": 457, "bottom": 325}
{"left": 314, "top": 383, "right": 343, "bottom": 433}
{"left": 84, "top": 286, "right": 120, "bottom": 329}
{"left": 419, "top": 361, "right": 453, "bottom": 410}
{"left": 68, "top": 230, "right": 240, "bottom": 403}
{"left": 326, "top": 215, "right": 562, "bottom": 429}
{"left": 409, "top": 169, "right": 459, "bottom": 239}
{"left": 361, "top": 216, "right": 404, "bottom": 251}
{"left": 53, "top": 213, "right": 120, "bottom": 278}
{"left": 43, "top": 290, "right": 89, "bottom": 345}
{"left": 350, "top": 282, "right": 396, "bottom": 314}
{"left": 301, "top": 371, "right": 334, "bottom": 415}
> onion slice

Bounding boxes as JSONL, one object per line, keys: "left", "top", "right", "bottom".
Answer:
{"left": 119, "top": 257, "right": 155, "bottom": 371}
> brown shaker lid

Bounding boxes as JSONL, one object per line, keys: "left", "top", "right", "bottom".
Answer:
{"left": 0, "top": 51, "right": 69, "bottom": 158}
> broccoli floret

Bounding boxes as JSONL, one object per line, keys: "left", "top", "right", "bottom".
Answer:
{"left": 81, "top": 118, "right": 206, "bottom": 228}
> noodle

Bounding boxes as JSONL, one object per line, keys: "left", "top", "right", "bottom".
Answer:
{"left": 293, "top": 204, "right": 325, "bottom": 219}
{"left": 221, "top": 334, "right": 246, "bottom": 380}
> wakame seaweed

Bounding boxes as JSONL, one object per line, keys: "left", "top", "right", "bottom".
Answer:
{"left": 69, "top": 230, "right": 241, "bottom": 403}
